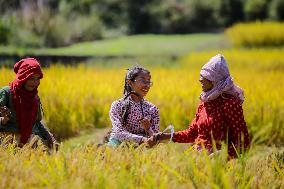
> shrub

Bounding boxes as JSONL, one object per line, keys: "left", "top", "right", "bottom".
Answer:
{"left": 213, "top": 0, "right": 245, "bottom": 26}
{"left": 244, "top": 0, "right": 270, "bottom": 20}
{"left": 0, "top": 19, "right": 10, "bottom": 45}
{"left": 146, "top": 0, "right": 219, "bottom": 34}
{"left": 225, "top": 21, "right": 284, "bottom": 47}
{"left": 268, "top": 0, "right": 284, "bottom": 21}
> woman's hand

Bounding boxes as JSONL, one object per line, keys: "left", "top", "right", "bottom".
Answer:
{"left": 153, "top": 132, "right": 171, "bottom": 142}
{"left": 140, "top": 118, "right": 151, "bottom": 132}
{"left": 146, "top": 136, "right": 157, "bottom": 147}
{"left": 139, "top": 136, "right": 158, "bottom": 147}
{"left": 46, "top": 132, "right": 60, "bottom": 151}
{"left": 0, "top": 106, "right": 11, "bottom": 125}
{"left": 139, "top": 137, "right": 148, "bottom": 145}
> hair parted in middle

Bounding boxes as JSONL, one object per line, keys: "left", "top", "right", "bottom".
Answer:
{"left": 121, "top": 65, "right": 150, "bottom": 126}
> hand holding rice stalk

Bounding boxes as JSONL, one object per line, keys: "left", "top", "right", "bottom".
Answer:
{"left": 0, "top": 106, "right": 11, "bottom": 125}
{"left": 154, "top": 125, "right": 175, "bottom": 143}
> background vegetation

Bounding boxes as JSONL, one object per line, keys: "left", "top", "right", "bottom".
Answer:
{"left": 1, "top": 0, "right": 284, "bottom": 47}
{"left": 225, "top": 21, "right": 284, "bottom": 47}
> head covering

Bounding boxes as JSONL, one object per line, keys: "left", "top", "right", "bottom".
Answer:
{"left": 200, "top": 54, "right": 244, "bottom": 104}
{"left": 9, "top": 58, "right": 43, "bottom": 144}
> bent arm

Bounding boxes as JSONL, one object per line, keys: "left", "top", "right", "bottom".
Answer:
{"left": 0, "top": 87, "right": 10, "bottom": 126}
{"left": 33, "top": 101, "right": 56, "bottom": 145}
{"left": 172, "top": 117, "right": 198, "bottom": 143}
{"left": 172, "top": 106, "right": 201, "bottom": 143}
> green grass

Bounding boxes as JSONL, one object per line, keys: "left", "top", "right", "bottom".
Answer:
{"left": 0, "top": 34, "right": 226, "bottom": 57}
{"left": 62, "top": 128, "right": 109, "bottom": 151}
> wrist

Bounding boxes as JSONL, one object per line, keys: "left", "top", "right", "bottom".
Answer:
{"left": 139, "top": 137, "right": 147, "bottom": 144}
{"left": 161, "top": 133, "right": 171, "bottom": 140}
{"left": 155, "top": 133, "right": 160, "bottom": 142}
{"left": 0, "top": 117, "right": 7, "bottom": 125}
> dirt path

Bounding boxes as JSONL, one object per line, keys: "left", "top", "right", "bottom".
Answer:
{"left": 61, "top": 128, "right": 110, "bottom": 150}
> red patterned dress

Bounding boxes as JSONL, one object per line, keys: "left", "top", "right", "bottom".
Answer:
{"left": 173, "top": 94, "right": 250, "bottom": 157}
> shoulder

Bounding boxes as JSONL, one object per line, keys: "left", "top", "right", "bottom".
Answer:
{"left": 221, "top": 94, "right": 240, "bottom": 106}
{"left": 110, "top": 98, "right": 124, "bottom": 110}
{"left": 0, "top": 86, "right": 10, "bottom": 92}
{"left": 0, "top": 86, "right": 10, "bottom": 96}
{"left": 143, "top": 100, "right": 159, "bottom": 111}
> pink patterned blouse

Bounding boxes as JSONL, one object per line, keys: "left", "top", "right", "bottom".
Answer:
{"left": 109, "top": 97, "right": 160, "bottom": 143}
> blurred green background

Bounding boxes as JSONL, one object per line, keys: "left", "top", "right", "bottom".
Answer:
{"left": 0, "top": 0, "right": 283, "bottom": 48}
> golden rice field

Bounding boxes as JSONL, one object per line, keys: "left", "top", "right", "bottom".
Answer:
{"left": 225, "top": 22, "right": 284, "bottom": 47}
{"left": 1, "top": 48, "right": 284, "bottom": 188}
{"left": 0, "top": 140, "right": 283, "bottom": 188}
{"left": 1, "top": 49, "right": 284, "bottom": 146}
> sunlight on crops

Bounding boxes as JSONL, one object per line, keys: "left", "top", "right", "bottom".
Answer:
{"left": 0, "top": 141, "right": 283, "bottom": 188}
{"left": 1, "top": 49, "right": 284, "bottom": 145}
{"left": 1, "top": 48, "right": 284, "bottom": 188}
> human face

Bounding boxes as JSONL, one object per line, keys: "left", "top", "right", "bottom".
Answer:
{"left": 199, "top": 76, "right": 213, "bottom": 92}
{"left": 128, "top": 71, "right": 153, "bottom": 97}
{"left": 24, "top": 74, "right": 41, "bottom": 91}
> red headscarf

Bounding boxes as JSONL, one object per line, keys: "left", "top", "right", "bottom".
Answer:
{"left": 9, "top": 58, "right": 43, "bottom": 144}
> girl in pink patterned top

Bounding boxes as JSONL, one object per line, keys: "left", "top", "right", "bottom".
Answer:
{"left": 155, "top": 54, "right": 250, "bottom": 158}
{"left": 108, "top": 65, "right": 160, "bottom": 147}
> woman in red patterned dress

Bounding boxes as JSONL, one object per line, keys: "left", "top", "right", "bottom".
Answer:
{"left": 155, "top": 54, "right": 250, "bottom": 158}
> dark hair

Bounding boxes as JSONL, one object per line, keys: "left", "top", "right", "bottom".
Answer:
{"left": 121, "top": 65, "right": 150, "bottom": 126}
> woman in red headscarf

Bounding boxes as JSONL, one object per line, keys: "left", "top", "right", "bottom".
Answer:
{"left": 0, "top": 58, "right": 57, "bottom": 148}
